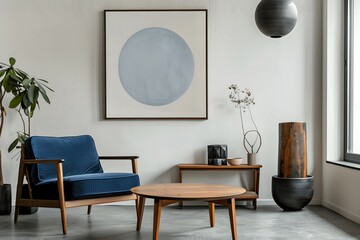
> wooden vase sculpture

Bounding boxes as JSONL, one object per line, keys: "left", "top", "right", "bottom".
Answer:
{"left": 272, "top": 122, "right": 314, "bottom": 211}
{"left": 278, "top": 122, "right": 307, "bottom": 178}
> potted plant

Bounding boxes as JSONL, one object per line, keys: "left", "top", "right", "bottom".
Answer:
{"left": 0, "top": 57, "right": 53, "bottom": 215}
{"left": 228, "top": 84, "right": 262, "bottom": 165}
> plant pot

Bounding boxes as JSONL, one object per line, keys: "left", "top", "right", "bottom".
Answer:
{"left": 272, "top": 175, "right": 314, "bottom": 211}
{"left": 0, "top": 184, "right": 11, "bottom": 215}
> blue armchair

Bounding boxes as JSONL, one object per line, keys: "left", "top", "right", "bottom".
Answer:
{"left": 14, "top": 135, "right": 140, "bottom": 234}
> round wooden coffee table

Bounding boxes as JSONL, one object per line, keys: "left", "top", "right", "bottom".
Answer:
{"left": 131, "top": 183, "right": 246, "bottom": 240}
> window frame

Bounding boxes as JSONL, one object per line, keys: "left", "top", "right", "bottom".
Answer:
{"left": 344, "top": 0, "right": 360, "bottom": 164}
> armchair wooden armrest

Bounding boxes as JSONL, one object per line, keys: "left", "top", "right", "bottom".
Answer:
{"left": 20, "top": 159, "right": 65, "bottom": 192}
{"left": 99, "top": 156, "right": 139, "bottom": 174}
{"left": 23, "top": 159, "right": 64, "bottom": 164}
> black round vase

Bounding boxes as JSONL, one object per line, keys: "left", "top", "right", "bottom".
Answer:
{"left": 272, "top": 175, "right": 314, "bottom": 211}
{"left": 0, "top": 184, "right": 11, "bottom": 215}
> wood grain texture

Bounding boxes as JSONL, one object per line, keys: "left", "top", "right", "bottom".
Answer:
{"left": 177, "top": 164, "right": 262, "bottom": 170}
{"left": 132, "top": 183, "right": 242, "bottom": 240}
{"left": 278, "top": 122, "right": 307, "bottom": 178}
{"left": 131, "top": 183, "right": 245, "bottom": 201}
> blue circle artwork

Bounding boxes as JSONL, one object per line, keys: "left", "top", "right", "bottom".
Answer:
{"left": 119, "top": 27, "right": 194, "bottom": 106}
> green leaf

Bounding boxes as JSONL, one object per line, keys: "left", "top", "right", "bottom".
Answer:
{"left": 24, "top": 108, "right": 29, "bottom": 117}
{"left": 22, "top": 94, "right": 31, "bottom": 109}
{"left": 33, "top": 87, "right": 39, "bottom": 104}
{"left": 9, "top": 72, "right": 21, "bottom": 82}
{"left": 27, "top": 85, "right": 35, "bottom": 103}
{"left": 8, "top": 77, "right": 20, "bottom": 88}
{"left": 0, "top": 69, "right": 6, "bottom": 78}
{"left": 8, "top": 138, "right": 19, "bottom": 152}
{"left": 22, "top": 78, "right": 31, "bottom": 87}
{"left": 2, "top": 73, "right": 11, "bottom": 91}
{"left": 30, "top": 101, "right": 36, "bottom": 118}
{"left": 18, "top": 134, "right": 28, "bottom": 144}
{"left": 40, "top": 91, "right": 50, "bottom": 104}
{"left": 15, "top": 68, "right": 29, "bottom": 79}
{"left": 37, "top": 78, "right": 49, "bottom": 83}
{"left": 9, "top": 93, "right": 23, "bottom": 108}
{"left": 38, "top": 81, "right": 54, "bottom": 92}
{"left": 36, "top": 81, "right": 47, "bottom": 94}
{"left": 9, "top": 57, "right": 16, "bottom": 66}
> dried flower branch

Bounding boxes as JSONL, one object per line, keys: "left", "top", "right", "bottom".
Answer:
{"left": 228, "top": 84, "right": 262, "bottom": 154}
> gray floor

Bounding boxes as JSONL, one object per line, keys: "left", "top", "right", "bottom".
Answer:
{"left": 0, "top": 205, "right": 359, "bottom": 240}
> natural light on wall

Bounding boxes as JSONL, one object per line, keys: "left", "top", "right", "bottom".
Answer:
{"left": 353, "top": 1, "right": 360, "bottom": 153}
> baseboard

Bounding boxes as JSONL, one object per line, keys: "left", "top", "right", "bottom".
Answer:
{"left": 96, "top": 198, "right": 320, "bottom": 206}
{"left": 322, "top": 201, "right": 360, "bottom": 224}
{"left": 309, "top": 199, "right": 322, "bottom": 205}
{"left": 257, "top": 198, "right": 321, "bottom": 206}
{"left": 11, "top": 198, "right": 322, "bottom": 207}
{"left": 257, "top": 199, "right": 276, "bottom": 205}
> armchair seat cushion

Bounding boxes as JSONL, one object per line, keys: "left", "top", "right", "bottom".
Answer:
{"left": 32, "top": 172, "right": 140, "bottom": 200}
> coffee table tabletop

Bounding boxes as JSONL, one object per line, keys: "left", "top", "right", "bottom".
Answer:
{"left": 131, "top": 183, "right": 245, "bottom": 200}
{"left": 131, "top": 183, "right": 246, "bottom": 240}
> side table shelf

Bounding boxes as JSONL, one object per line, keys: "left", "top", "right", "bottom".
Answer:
{"left": 177, "top": 164, "right": 262, "bottom": 209}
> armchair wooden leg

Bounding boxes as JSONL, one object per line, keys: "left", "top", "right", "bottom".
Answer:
{"left": 135, "top": 197, "right": 139, "bottom": 220}
{"left": 136, "top": 196, "right": 146, "bottom": 231}
{"left": 56, "top": 164, "right": 67, "bottom": 234}
{"left": 14, "top": 206, "right": 20, "bottom": 224}
{"left": 60, "top": 206, "right": 67, "bottom": 235}
{"left": 87, "top": 205, "right": 92, "bottom": 215}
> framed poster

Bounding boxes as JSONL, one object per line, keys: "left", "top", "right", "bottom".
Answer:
{"left": 104, "top": 10, "right": 207, "bottom": 119}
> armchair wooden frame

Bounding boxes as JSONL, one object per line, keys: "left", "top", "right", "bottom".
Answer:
{"left": 14, "top": 146, "right": 140, "bottom": 235}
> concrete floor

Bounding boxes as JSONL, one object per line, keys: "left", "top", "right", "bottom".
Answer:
{"left": 0, "top": 205, "right": 359, "bottom": 240}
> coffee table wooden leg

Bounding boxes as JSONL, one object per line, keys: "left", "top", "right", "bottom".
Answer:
{"left": 208, "top": 202, "right": 215, "bottom": 227}
{"left": 208, "top": 198, "right": 238, "bottom": 240}
{"left": 136, "top": 196, "right": 146, "bottom": 231}
{"left": 228, "top": 198, "right": 237, "bottom": 240}
{"left": 153, "top": 198, "right": 162, "bottom": 240}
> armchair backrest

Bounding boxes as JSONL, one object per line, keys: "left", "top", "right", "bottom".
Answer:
{"left": 25, "top": 135, "right": 103, "bottom": 184}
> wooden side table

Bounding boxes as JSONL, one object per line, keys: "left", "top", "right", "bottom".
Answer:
{"left": 177, "top": 164, "right": 262, "bottom": 209}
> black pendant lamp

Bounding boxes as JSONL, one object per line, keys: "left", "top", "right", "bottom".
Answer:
{"left": 255, "top": 0, "right": 298, "bottom": 38}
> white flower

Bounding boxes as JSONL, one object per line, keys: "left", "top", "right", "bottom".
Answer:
{"left": 228, "top": 84, "right": 255, "bottom": 111}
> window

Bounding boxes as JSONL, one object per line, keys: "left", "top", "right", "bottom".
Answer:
{"left": 345, "top": 0, "right": 360, "bottom": 164}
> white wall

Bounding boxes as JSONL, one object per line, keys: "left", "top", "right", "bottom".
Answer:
{"left": 0, "top": 0, "right": 322, "bottom": 206}
{"left": 323, "top": 0, "right": 360, "bottom": 223}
